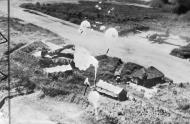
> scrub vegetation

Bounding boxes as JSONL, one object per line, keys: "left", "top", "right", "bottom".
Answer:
{"left": 20, "top": 1, "right": 190, "bottom": 38}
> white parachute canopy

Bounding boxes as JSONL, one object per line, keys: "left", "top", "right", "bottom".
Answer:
{"left": 74, "top": 47, "right": 99, "bottom": 83}
{"left": 78, "top": 20, "right": 91, "bottom": 35}
{"left": 104, "top": 27, "right": 118, "bottom": 39}
{"left": 74, "top": 46, "right": 98, "bottom": 71}
{"left": 80, "top": 20, "right": 91, "bottom": 29}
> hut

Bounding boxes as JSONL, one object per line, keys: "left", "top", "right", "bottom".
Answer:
{"left": 131, "top": 66, "right": 165, "bottom": 88}
{"left": 96, "top": 80, "right": 127, "bottom": 101}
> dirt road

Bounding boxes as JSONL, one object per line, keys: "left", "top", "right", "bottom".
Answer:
{"left": 0, "top": 0, "right": 190, "bottom": 83}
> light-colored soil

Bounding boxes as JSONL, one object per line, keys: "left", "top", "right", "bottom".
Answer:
{"left": 0, "top": 91, "right": 88, "bottom": 124}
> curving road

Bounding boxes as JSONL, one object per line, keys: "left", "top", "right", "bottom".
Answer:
{"left": 0, "top": 0, "right": 190, "bottom": 83}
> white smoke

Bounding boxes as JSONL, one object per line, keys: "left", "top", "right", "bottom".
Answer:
{"left": 88, "top": 91, "right": 100, "bottom": 120}
{"left": 74, "top": 46, "right": 98, "bottom": 71}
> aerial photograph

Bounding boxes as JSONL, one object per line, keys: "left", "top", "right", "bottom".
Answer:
{"left": 0, "top": 0, "right": 190, "bottom": 123}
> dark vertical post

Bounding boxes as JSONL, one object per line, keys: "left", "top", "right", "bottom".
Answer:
{"left": 7, "top": 0, "right": 11, "bottom": 123}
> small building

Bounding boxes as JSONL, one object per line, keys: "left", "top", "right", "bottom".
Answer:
{"left": 96, "top": 80, "right": 127, "bottom": 101}
{"left": 131, "top": 66, "right": 165, "bottom": 88}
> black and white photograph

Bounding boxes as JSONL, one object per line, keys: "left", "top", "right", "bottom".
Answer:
{"left": 0, "top": 0, "right": 190, "bottom": 123}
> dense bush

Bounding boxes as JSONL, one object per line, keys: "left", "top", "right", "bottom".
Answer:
{"left": 151, "top": 0, "right": 190, "bottom": 14}
{"left": 170, "top": 43, "right": 190, "bottom": 59}
{"left": 176, "top": 0, "right": 190, "bottom": 12}
{"left": 115, "top": 0, "right": 149, "bottom": 5}
{"left": 172, "top": 0, "right": 190, "bottom": 14}
{"left": 10, "top": 50, "right": 39, "bottom": 67}
{"left": 10, "top": 61, "right": 44, "bottom": 92}
{"left": 69, "top": 18, "right": 81, "bottom": 24}
{"left": 20, "top": 41, "right": 49, "bottom": 53}
{"left": 150, "top": 0, "right": 167, "bottom": 8}
{"left": 42, "top": 86, "right": 70, "bottom": 97}
{"left": 180, "top": 11, "right": 190, "bottom": 21}
{"left": 40, "top": 70, "right": 86, "bottom": 97}
{"left": 20, "top": 1, "right": 159, "bottom": 34}
{"left": 4, "top": 43, "right": 26, "bottom": 55}
{"left": 100, "top": 115, "right": 119, "bottom": 124}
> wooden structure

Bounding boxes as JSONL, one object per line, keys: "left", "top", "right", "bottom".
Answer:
{"left": 131, "top": 66, "right": 165, "bottom": 88}
{"left": 96, "top": 80, "right": 127, "bottom": 101}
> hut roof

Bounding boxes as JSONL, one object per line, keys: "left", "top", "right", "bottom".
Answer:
{"left": 131, "top": 68, "right": 146, "bottom": 79}
{"left": 121, "top": 62, "right": 143, "bottom": 75}
{"left": 96, "top": 80, "right": 124, "bottom": 95}
{"left": 132, "top": 66, "right": 164, "bottom": 80}
{"left": 20, "top": 41, "right": 49, "bottom": 53}
{"left": 146, "top": 66, "right": 164, "bottom": 79}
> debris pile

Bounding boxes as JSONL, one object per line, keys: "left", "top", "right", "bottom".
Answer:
{"left": 170, "top": 43, "right": 190, "bottom": 59}
{"left": 146, "top": 29, "right": 170, "bottom": 43}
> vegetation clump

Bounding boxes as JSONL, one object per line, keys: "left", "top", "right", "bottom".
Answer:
{"left": 150, "top": 0, "right": 190, "bottom": 14}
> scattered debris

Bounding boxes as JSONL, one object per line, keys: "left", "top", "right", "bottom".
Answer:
{"left": 108, "top": 7, "right": 115, "bottom": 14}
{"left": 100, "top": 25, "right": 106, "bottom": 31}
{"left": 98, "top": 1, "right": 102, "bottom": 4}
{"left": 43, "top": 65, "right": 72, "bottom": 73}
{"left": 114, "top": 63, "right": 125, "bottom": 82}
{"left": 95, "top": 4, "right": 102, "bottom": 10}
{"left": 146, "top": 29, "right": 170, "bottom": 43}
{"left": 92, "top": 24, "right": 97, "bottom": 28}
{"left": 95, "top": 21, "right": 102, "bottom": 24}
{"left": 129, "top": 82, "right": 158, "bottom": 99}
